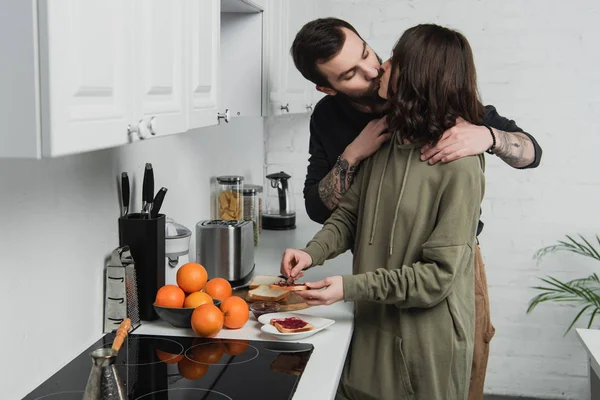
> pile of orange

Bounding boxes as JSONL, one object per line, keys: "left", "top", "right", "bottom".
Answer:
{"left": 154, "top": 262, "right": 249, "bottom": 338}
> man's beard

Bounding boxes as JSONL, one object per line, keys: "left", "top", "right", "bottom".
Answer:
{"left": 335, "top": 54, "right": 387, "bottom": 111}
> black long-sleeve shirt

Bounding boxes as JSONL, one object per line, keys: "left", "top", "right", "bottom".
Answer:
{"left": 303, "top": 95, "right": 543, "bottom": 233}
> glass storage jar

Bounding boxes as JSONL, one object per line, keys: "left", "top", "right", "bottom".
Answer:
{"left": 242, "top": 186, "right": 259, "bottom": 246}
{"left": 244, "top": 184, "right": 263, "bottom": 233}
{"left": 216, "top": 176, "right": 244, "bottom": 221}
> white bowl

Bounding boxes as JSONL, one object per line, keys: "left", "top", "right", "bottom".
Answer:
{"left": 258, "top": 312, "right": 335, "bottom": 341}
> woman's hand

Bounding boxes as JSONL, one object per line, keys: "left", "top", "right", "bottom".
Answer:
{"left": 280, "top": 249, "right": 312, "bottom": 282}
{"left": 295, "top": 276, "right": 344, "bottom": 306}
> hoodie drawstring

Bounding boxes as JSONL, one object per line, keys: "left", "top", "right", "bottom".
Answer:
{"left": 389, "top": 147, "right": 414, "bottom": 255}
{"left": 369, "top": 142, "right": 394, "bottom": 244}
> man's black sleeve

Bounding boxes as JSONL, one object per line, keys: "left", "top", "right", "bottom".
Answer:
{"left": 303, "top": 117, "right": 333, "bottom": 224}
{"left": 484, "top": 105, "right": 542, "bottom": 169}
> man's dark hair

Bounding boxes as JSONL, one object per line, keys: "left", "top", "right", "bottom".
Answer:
{"left": 291, "top": 18, "right": 362, "bottom": 88}
{"left": 387, "top": 24, "right": 485, "bottom": 146}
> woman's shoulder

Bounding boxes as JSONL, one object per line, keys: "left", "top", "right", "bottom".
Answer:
{"left": 437, "top": 154, "right": 485, "bottom": 183}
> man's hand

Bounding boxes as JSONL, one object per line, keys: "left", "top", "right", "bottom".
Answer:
{"left": 343, "top": 117, "right": 391, "bottom": 165}
{"left": 295, "top": 276, "right": 344, "bottom": 306}
{"left": 420, "top": 118, "right": 492, "bottom": 164}
{"left": 280, "top": 249, "right": 312, "bottom": 283}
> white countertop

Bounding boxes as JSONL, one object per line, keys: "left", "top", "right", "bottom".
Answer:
{"left": 576, "top": 328, "right": 600, "bottom": 377}
{"left": 137, "top": 212, "right": 355, "bottom": 400}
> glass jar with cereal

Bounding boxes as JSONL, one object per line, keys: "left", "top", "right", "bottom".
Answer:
{"left": 216, "top": 176, "right": 244, "bottom": 221}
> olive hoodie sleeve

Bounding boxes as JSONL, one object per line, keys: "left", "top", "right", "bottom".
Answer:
{"left": 341, "top": 157, "right": 484, "bottom": 308}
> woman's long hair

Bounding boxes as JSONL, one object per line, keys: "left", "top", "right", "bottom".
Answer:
{"left": 387, "top": 24, "right": 485, "bottom": 146}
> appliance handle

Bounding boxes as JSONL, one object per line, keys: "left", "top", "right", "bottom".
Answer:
{"left": 277, "top": 179, "right": 287, "bottom": 214}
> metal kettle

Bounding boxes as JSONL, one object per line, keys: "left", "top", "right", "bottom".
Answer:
{"left": 83, "top": 319, "right": 130, "bottom": 400}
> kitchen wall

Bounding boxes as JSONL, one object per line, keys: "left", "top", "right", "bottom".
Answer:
{"left": 265, "top": 0, "right": 600, "bottom": 398}
{"left": 0, "top": 118, "right": 264, "bottom": 398}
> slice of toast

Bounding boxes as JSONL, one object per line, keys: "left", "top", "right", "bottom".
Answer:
{"left": 248, "top": 285, "right": 290, "bottom": 302}
{"left": 248, "top": 275, "right": 286, "bottom": 290}
{"left": 269, "top": 283, "right": 308, "bottom": 291}
{"left": 270, "top": 317, "right": 314, "bottom": 333}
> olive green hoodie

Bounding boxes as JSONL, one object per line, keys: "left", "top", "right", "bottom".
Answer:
{"left": 302, "top": 136, "right": 485, "bottom": 400}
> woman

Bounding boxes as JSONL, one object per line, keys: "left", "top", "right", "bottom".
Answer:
{"left": 281, "top": 24, "right": 485, "bottom": 400}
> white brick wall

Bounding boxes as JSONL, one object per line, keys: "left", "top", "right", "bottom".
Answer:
{"left": 266, "top": 1, "right": 600, "bottom": 398}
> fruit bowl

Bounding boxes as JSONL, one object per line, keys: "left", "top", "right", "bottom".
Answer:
{"left": 154, "top": 299, "right": 221, "bottom": 328}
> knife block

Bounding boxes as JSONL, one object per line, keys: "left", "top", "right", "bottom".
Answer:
{"left": 118, "top": 213, "right": 165, "bottom": 321}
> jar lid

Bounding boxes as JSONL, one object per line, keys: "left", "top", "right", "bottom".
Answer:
{"left": 244, "top": 184, "right": 263, "bottom": 193}
{"left": 217, "top": 175, "right": 244, "bottom": 183}
{"left": 242, "top": 187, "right": 257, "bottom": 195}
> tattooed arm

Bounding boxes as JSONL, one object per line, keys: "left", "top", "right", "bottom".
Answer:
{"left": 491, "top": 129, "right": 535, "bottom": 168}
{"left": 318, "top": 117, "right": 390, "bottom": 210}
{"left": 420, "top": 105, "right": 542, "bottom": 169}
{"left": 304, "top": 117, "right": 390, "bottom": 224}
{"left": 317, "top": 156, "right": 358, "bottom": 210}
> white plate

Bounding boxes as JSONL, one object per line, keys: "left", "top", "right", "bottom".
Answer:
{"left": 258, "top": 312, "right": 335, "bottom": 341}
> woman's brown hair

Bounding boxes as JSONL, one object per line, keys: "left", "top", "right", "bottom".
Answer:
{"left": 387, "top": 24, "right": 484, "bottom": 146}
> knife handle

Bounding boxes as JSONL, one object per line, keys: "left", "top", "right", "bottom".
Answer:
{"left": 142, "top": 163, "right": 154, "bottom": 207}
{"left": 151, "top": 187, "right": 168, "bottom": 219}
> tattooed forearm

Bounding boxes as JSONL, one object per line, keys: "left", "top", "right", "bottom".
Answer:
{"left": 318, "top": 156, "right": 358, "bottom": 211}
{"left": 492, "top": 129, "right": 535, "bottom": 168}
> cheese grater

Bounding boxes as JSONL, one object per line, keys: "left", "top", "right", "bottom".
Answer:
{"left": 104, "top": 246, "right": 141, "bottom": 333}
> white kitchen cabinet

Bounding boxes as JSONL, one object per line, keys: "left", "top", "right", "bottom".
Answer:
{"left": 134, "top": 0, "right": 187, "bottom": 138}
{"left": 31, "top": 0, "right": 135, "bottom": 158}
{"left": 187, "top": 0, "right": 221, "bottom": 130}
{"left": 265, "top": 0, "right": 320, "bottom": 116}
{"left": 0, "top": 0, "right": 266, "bottom": 158}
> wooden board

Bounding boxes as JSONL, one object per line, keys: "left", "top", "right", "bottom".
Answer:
{"left": 232, "top": 288, "right": 310, "bottom": 312}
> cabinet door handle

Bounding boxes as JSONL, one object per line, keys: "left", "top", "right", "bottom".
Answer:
{"left": 146, "top": 116, "right": 158, "bottom": 136}
{"left": 127, "top": 120, "right": 150, "bottom": 141}
{"left": 217, "top": 109, "right": 230, "bottom": 123}
{"left": 280, "top": 103, "right": 290, "bottom": 113}
{"left": 306, "top": 104, "right": 313, "bottom": 112}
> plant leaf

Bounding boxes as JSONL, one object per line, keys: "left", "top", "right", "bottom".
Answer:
{"left": 565, "top": 304, "right": 592, "bottom": 335}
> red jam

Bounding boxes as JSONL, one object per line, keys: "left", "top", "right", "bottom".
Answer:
{"left": 272, "top": 317, "right": 308, "bottom": 329}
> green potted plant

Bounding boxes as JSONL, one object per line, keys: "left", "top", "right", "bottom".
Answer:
{"left": 527, "top": 235, "right": 600, "bottom": 334}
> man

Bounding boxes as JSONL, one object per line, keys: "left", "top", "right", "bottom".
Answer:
{"left": 288, "top": 18, "right": 542, "bottom": 400}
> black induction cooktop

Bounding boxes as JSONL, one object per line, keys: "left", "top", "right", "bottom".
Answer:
{"left": 23, "top": 332, "right": 314, "bottom": 400}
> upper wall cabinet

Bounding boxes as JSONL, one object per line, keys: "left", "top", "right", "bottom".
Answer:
{"left": 0, "top": 0, "right": 263, "bottom": 159}
{"left": 265, "top": 0, "right": 323, "bottom": 116}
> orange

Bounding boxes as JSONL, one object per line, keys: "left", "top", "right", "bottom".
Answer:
{"left": 177, "top": 262, "right": 208, "bottom": 293}
{"left": 178, "top": 357, "right": 209, "bottom": 380}
{"left": 220, "top": 296, "right": 249, "bottom": 329}
{"left": 224, "top": 340, "right": 249, "bottom": 356}
{"left": 184, "top": 292, "right": 213, "bottom": 308}
{"left": 204, "top": 278, "right": 232, "bottom": 301}
{"left": 192, "top": 342, "right": 226, "bottom": 364}
{"left": 191, "top": 304, "right": 224, "bottom": 338}
{"left": 155, "top": 285, "right": 185, "bottom": 308}
{"left": 155, "top": 349, "right": 184, "bottom": 364}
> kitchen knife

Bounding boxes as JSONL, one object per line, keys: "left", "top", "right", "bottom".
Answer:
{"left": 141, "top": 163, "right": 154, "bottom": 218}
{"left": 121, "top": 172, "right": 130, "bottom": 217}
{"left": 150, "top": 187, "right": 167, "bottom": 219}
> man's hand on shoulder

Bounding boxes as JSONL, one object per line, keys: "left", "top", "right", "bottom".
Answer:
{"left": 343, "top": 117, "right": 391, "bottom": 165}
{"left": 420, "top": 118, "right": 492, "bottom": 164}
